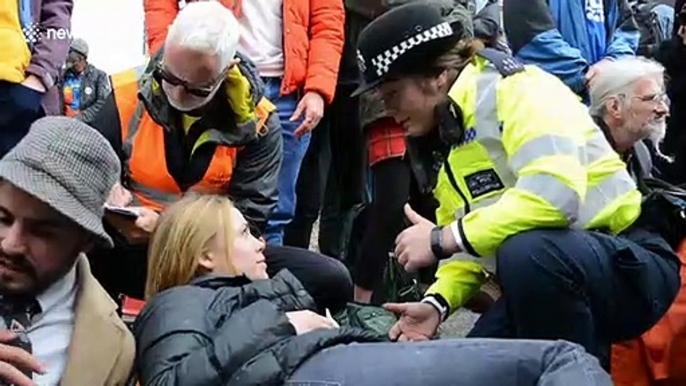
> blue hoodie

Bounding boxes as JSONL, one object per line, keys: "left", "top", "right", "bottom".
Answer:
{"left": 503, "top": 0, "right": 640, "bottom": 96}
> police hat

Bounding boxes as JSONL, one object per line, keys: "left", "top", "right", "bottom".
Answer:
{"left": 353, "top": 2, "right": 467, "bottom": 96}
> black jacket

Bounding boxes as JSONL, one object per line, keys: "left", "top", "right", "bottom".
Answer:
{"left": 134, "top": 270, "right": 379, "bottom": 386}
{"left": 655, "top": 2, "right": 686, "bottom": 184}
{"left": 58, "top": 63, "right": 110, "bottom": 124}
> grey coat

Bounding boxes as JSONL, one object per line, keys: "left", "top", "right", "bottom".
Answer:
{"left": 58, "top": 63, "right": 111, "bottom": 124}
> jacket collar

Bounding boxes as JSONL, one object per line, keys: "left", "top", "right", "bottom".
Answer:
{"left": 190, "top": 274, "right": 252, "bottom": 289}
{"left": 435, "top": 98, "right": 466, "bottom": 147}
{"left": 138, "top": 49, "right": 265, "bottom": 147}
{"left": 60, "top": 256, "right": 132, "bottom": 386}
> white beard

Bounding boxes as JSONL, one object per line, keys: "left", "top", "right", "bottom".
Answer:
{"left": 644, "top": 119, "right": 672, "bottom": 162}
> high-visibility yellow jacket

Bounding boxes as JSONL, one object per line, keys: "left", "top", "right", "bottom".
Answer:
{"left": 426, "top": 51, "right": 642, "bottom": 313}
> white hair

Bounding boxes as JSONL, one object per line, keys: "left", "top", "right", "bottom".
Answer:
{"left": 588, "top": 57, "right": 665, "bottom": 117}
{"left": 165, "top": 1, "right": 240, "bottom": 70}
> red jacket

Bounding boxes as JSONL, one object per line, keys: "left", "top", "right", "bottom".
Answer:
{"left": 144, "top": 0, "right": 344, "bottom": 104}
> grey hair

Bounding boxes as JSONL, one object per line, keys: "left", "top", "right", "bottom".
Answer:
{"left": 165, "top": 1, "right": 240, "bottom": 70}
{"left": 588, "top": 57, "right": 665, "bottom": 118}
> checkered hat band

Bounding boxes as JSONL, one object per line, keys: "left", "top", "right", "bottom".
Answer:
{"left": 370, "top": 22, "right": 453, "bottom": 77}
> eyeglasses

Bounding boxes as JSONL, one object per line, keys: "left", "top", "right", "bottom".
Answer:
{"left": 153, "top": 62, "right": 230, "bottom": 98}
{"left": 633, "top": 92, "right": 670, "bottom": 106}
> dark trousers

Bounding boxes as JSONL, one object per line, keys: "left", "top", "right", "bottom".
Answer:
{"left": 350, "top": 157, "right": 438, "bottom": 294}
{"left": 467, "top": 227, "right": 681, "bottom": 369}
{"left": 89, "top": 243, "right": 353, "bottom": 314}
{"left": 0, "top": 81, "right": 45, "bottom": 157}
{"left": 283, "top": 84, "right": 367, "bottom": 258}
{"left": 354, "top": 157, "right": 411, "bottom": 290}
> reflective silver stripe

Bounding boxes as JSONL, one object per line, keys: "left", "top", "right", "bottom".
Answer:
{"left": 474, "top": 65, "right": 518, "bottom": 187}
{"left": 122, "top": 102, "right": 145, "bottom": 181}
{"left": 474, "top": 66, "right": 501, "bottom": 140}
{"left": 515, "top": 174, "right": 581, "bottom": 222}
{"left": 123, "top": 102, "right": 144, "bottom": 156}
{"left": 129, "top": 180, "right": 180, "bottom": 208}
{"left": 576, "top": 170, "right": 637, "bottom": 228}
{"left": 584, "top": 129, "right": 615, "bottom": 165}
{"left": 509, "top": 135, "right": 580, "bottom": 173}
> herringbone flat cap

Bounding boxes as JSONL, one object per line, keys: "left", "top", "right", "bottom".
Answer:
{"left": 0, "top": 117, "right": 120, "bottom": 247}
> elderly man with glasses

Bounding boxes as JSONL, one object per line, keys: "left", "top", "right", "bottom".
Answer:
{"left": 589, "top": 56, "right": 670, "bottom": 178}
{"left": 85, "top": 2, "right": 354, "bottom": 316}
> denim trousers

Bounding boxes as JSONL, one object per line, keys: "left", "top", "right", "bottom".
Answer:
{"left": 467, "top": 228, "right": 681, "bottom": 369}
{"left": 286, "top": 338, "right": 612, "bottom": 386}
{"left": 263, "top": 77, "right": 311, "bottom": 245}
{"left": 0, "top": 81, "right": 45, "bottom": 157}
{"left": 283, "top": 84, "right": 367, "bottom": 259}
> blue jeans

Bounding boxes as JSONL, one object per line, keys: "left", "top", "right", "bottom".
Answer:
{"left": 468, "top": 227, "right": 680, "bottom": 369}
{"left": 0, "top": 81, "right": 45, "bottom": 157}
{"left": 263, "top": 78, "right": 311, "bottom": 245}
{"left": 286, "top": 339, "right": 612, "bottom": 385}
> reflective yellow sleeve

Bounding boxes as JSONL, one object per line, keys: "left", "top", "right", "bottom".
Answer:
{"left": 425, "top": 260, "right": 488, "bottom": 313}
{"left": 458, "top": 69, "right": 591, "bottom": 257}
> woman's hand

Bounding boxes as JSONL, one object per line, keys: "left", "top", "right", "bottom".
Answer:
{"left": 286, "top": 310, "right": 339, "bottom": 335}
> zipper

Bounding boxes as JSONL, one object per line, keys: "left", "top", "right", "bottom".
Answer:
{"left": 443, "top": 160, "right": 471, "bottom": 214}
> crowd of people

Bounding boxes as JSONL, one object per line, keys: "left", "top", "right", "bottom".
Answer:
{"left": 1, "top": 0, "right": 686, "bottom": 385}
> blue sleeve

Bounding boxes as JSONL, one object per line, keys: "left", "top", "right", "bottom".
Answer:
{"left": 504, "top": 0, "right": 589, "bottom": 94}
{"left": 516, "top": 30, "right": 589, "bottom": 94}
{"left": 605, "top": 0, "right": 640, "bottom": 58}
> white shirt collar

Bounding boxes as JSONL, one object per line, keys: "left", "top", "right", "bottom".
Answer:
{"left": 36, "top": 264, "right": 77, "bottom": 315}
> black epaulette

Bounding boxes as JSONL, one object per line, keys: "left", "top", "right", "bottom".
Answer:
{"left": 477, "top": 48, "right": 525, "bottom": 77}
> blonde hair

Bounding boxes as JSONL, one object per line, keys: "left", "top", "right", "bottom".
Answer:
{"left": 145, "top": 194, "right": 237, "bottom": 299}
{"left": 432, "top": 38, "right": 485, "bottom": 74}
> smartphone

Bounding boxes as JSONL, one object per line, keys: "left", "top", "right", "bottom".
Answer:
{"left": 103, "top": 204, "right": 140, "bottom": 219}
{"left": 0, "top": 317, "right": 33, "bottom": 382}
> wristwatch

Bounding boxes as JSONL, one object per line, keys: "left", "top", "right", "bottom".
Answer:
{"left": 430, "top": 226, "right": 452, "bottom": 260}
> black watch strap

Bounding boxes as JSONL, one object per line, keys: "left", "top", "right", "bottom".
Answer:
{"left": 430, "top": 226, "right": 452, "bottom": 260}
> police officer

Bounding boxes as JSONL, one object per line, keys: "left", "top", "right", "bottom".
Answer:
{"left": 355, "top": 3, "right": 680, "bottom": 368}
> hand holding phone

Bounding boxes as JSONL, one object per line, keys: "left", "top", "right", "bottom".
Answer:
{"left": 104, "top": 206, "right": 159, "bottom": 245}
{"left": 0, "top": 329, "right": 43, "bottom": 386}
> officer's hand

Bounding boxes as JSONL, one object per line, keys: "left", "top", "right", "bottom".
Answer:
{"left": 0, "top": 330, "right": 44, "bottom": 386}
{"left": 394, "top": 204, "right": 436, "bottom": 272}
{"left": 107, "top": 182, "right": 132, "bottom": 207}
{"left": 385, "top": 302, "right": 440, "bottom": 342}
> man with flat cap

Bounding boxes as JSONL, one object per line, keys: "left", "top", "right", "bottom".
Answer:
{"left": 355, "top": 2, "right": 679, "bottom": 369}
{"left": 0, "top": 116, "right": 134, "bottom": 386}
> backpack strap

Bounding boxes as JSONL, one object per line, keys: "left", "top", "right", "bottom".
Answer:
{"left": 476, "top": 48, "right": 525, "bottom": 77}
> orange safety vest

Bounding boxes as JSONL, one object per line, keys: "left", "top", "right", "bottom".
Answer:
{"left": 110, "top": 67, "right": 275, "bottom": 212}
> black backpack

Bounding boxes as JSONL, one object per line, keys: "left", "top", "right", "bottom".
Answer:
{"left": 632, "top": 0, "right": 673, "bottom": 58}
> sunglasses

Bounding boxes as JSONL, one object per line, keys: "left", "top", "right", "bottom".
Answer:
{"left": 154, "top": 62, "right": 230, "bottom": 98}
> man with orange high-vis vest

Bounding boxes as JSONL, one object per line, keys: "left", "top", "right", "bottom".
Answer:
{"left": 86, "top": 2, "right": 354, "bottom": 314}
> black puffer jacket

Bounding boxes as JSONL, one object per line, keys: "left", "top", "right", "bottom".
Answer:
{"left": 134, "top": 270, "right": 379, "bottom": 386}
